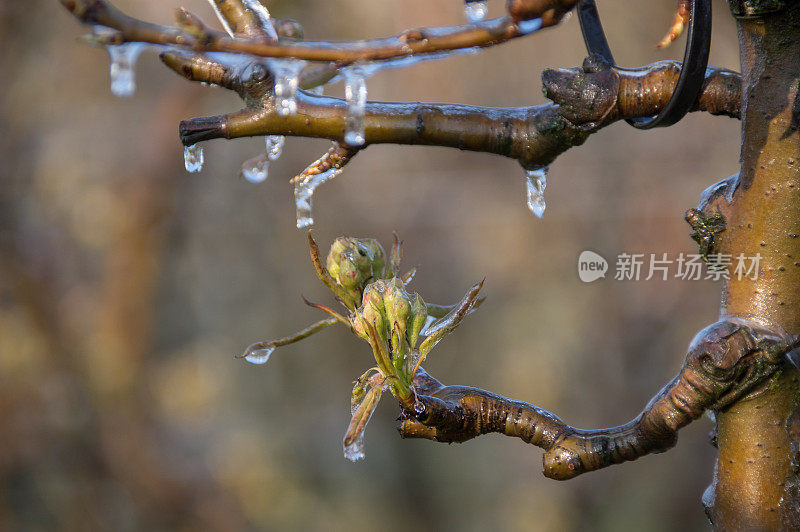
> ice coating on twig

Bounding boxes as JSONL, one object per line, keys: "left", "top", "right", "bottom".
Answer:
{"left": 517, "top": 17, "right": 543, "bottom": 35}
{"left": 107, "top": 43, "right": 146, "bottom": 97}
{"left": 525, "top": 166, "right": 548, "bottom": 218}
{"left": 343, "top": 383, "right": 382, "bottom": 462}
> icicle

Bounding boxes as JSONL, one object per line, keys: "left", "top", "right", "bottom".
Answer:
{"left": 343, "top": 66, "right": 368, "bottom": 146}
{"left": 464, "top": 0, "right": 488, "bottom": 22}
{"left": 107, "top": 43, "right": 145, "bottom": 98}
{"left": 525, "top": 166, "right": 548, "bottom": 218}
{"left": 241, "top": 154, "right": 269, "bottom": 183}
{"left": 266, "top": 135, "right": 284, "bottom": 160}
{"left": 206, "top": 0, "right": 235, "bottom": 36}
{"left": 268, "top": 59, "right": 307, "bottom": 116}
{"left": 184, "top": 144, "right": 204, "bottom": 173}
{"left": 294, "top": 166, "right": 343, "bottom": 228}
{"left": 244, "top": 345, "right": 275, "bottom": 365}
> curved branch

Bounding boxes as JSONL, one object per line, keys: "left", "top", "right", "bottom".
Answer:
{"left": 60, "top": 0, "right": 567, "bottom": 63}
{"left": 399, "top": 319, "right": 798, "bottom": 480}
{"left": 179, "top": 57, "right": 742, "bottom": 168}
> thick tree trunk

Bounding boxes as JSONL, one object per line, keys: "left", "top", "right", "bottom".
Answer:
{"left": 710, "top": 2, "right": 800, "bottom": 528}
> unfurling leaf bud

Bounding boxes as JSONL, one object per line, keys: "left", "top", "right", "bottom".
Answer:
{"left": 408, "top": 293, "right": 428, "bottom": 348}
{"left": 383, "top": 278, "right": 411, "bottom": 353}
{"left": 327, "top": 237, "right": 387, "bottom": 303}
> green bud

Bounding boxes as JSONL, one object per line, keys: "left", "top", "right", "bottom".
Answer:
{"left": 408, "top": 293, "right": 428, "bottom": 348}
{"left": 327, "top": 237, "right": 387, "bottom": 303}
{"left": 383, "top": 278, "right": 412, "bottom": 352}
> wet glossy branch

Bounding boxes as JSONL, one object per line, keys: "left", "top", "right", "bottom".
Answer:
{"left": 178, "top": 57, "right": 742, "bottom": 168}
{"left": 400, "top": 319, "right": 798, "bottom": 480}
{"left": 59, "top": 0, "right": 568, "bottom": 63}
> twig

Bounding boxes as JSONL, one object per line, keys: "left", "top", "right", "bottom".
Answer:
{"left": 60, "top": 0, "right": 571, "bottom": 63}
{"left": 400, "top": 319, "right": 798, "bottom": 480}
{"left": 179, "top": 57, "right": 741, "bottom": 168}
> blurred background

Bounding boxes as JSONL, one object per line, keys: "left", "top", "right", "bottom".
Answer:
{"left": 0, "top": 0, "right": 744, "bottom": 530}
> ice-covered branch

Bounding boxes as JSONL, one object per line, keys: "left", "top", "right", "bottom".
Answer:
{"left": 59, "top": 0, "right": 566, "bottom": 63}
{"left": 400, "top": 318, "right": 799, "bottom": 480}
{"left": 178, "top": 57, "right": 742, "bottom": 169}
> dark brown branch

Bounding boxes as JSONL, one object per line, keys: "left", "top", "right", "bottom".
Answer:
{"left": 60, "top": 0, "right": 566, "bottom": 63}
{"left": 179, "top": 57, "right": 742, "bottom": 168}
{"left": 399, "top": 319, "right": 798, "bottom": 480}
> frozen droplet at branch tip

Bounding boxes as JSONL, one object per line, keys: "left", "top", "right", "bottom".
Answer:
{"left": 241, "top": 155, "right": 269, "bottom": 183}
{"left": 343, "top": 433, "right": 366, "bottom": 462}
{"left": 464, "top": 0, "right": 488, "bottom": 22}
{"left": 245, "top": 345, "right": 275, "bottom": 365}
{"left": 184, "top": 144, "right": 204, "bottom": 173}
{"left": 525, "top": 166, "right": 548, "bottom": 218}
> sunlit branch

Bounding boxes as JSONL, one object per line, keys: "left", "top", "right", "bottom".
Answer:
{"left": 179, "top": 58, "right": 741, "bottom": 168}
{"left": 400, "top": 320, "right": 799, "bottom": 480}
{"left": 60, "top": 0, "right": 569, "bottom": 63}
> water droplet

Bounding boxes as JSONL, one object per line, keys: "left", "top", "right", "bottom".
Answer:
{"left": 517, "top": 17, "right": 543, "bottom": 35}
{"left": 464, "top": 0, "right": 488, "bottom": 22}
{"left": 268, "top": 59, "right": 307, "bottom": 116}
{"left": 343, "top": 66, "right": 368, "bottom": 146}
{"left": 244, "top": 345, "right": 275, "bottom": 365}
{"left": 241, "top": 154, "right": 269, "bottom": 183}
{"left": 525, "top": 166, "right": 548, "bottom": 218}
{"left": 107, "top": 43, "right": 145, "bottom": 97}
{"left": 294, "top": 164, "right": 343, "bottom": 228}
{"left": 206, "top": 0, "right": 235, "bottom": 36}
{"left": 184, "top": 144, "right": 204, "bottom": 173}
{"left": 414, "top": 401, "right": 425, "bottom": 414}
{"left": 266, "top": 135, "right": 284, "bottom": 160}
{"left": 343, "top": 432, "right": 366, "bottom": 462}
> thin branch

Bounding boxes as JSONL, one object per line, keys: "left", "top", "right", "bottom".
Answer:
{"left": 60, "top": 0, "right": 568, "bottom": 63}
{"left": 179, "top": 57, "right": 742, "bottom": 168}
{"left": 399, "top": 319, "right": 798, "bottom": 480}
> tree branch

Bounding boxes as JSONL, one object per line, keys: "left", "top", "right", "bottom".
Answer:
{"left": 399, "top": 319, "right": 798, "bottom": 480}
{"left": 60, "top": 0, "right": 568, "bottom": 63}
{"left": 178, "top": 57, "right": 742, "bottom": 169}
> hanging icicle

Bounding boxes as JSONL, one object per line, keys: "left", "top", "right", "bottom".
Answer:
{"left": 107, "top": 43, "right": 146, "bottom": 98}
{"left": 525, "top": 166, "right": 548, "bottom": 218}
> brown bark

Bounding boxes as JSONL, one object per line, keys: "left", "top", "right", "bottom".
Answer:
{"left": 707, "top": 3, "right": 800, "bottom": 528}
{"left": 177, "top": 58, "right": 741, "bottom": 170}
